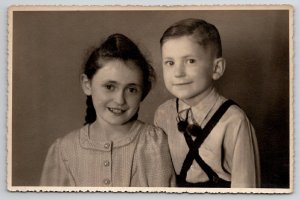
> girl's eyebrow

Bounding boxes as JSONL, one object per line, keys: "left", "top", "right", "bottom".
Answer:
{"left": 127, "top": 83, "right": 142, "bottom": 87}
{"left": 104, "top": 80, "right": 142, "bottom": 87}
{"left": 105, "top": 80, "right": 118, "bottom": 84}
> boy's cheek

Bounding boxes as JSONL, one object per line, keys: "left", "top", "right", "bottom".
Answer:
{"left": 162, "top": 68, "right": 173, "bottom": 78}
{"left": 163, "top": 73, "right": 172, "bottom": 86}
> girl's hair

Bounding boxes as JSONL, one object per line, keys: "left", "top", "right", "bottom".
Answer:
{"left": 160, "top": 18, "right": 222, "bottom": 58}
{"left": 83, "top": 33, "right": 155, "bottom": 125}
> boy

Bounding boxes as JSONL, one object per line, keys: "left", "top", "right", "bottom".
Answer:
{"left": 154, "top": 18, "right": 260, "bottom": 188}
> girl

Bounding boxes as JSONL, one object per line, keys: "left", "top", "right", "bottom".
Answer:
{"left": 40, "top": 33, "right": 175, "bottom": 187}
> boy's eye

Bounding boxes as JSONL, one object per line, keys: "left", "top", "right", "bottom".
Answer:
{"left": 164, "top": 60, "right": 174, "bottom": 66}
{"left": 186, "top": 59, "right": 196, "bottom": 64}
{"left": 104, "top": 84, "right": 115, "bottom": 91}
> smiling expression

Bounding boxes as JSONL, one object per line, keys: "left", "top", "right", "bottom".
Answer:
{"left": 83, "top": 59, "right": 143, "bottom": 126}
{"left": 162, "top": 35, "right": 216, "bottom": 106}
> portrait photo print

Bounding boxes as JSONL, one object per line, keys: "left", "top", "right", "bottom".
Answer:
{"left": 7, "top": 5, "right": 293, "bottom": 193}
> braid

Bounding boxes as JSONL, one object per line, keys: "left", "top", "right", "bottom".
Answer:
{"left": 84, "top": 95, "right": 96, "bottom": 125}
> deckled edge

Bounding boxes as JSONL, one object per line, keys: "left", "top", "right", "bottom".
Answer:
{"left": 6, "top": 4, "right": 294, "bottom": 194}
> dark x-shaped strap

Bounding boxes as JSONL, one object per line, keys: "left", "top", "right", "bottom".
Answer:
{"left": 178, "top": 99, "right": 236, "bottom": 183}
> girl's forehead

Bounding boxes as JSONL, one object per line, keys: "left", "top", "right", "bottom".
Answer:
{"left": 93, "top": 59, "right": 143, "bottom": 83}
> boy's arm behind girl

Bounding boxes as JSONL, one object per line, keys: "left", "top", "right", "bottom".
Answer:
{"left": 155, "top": 18, "right": 260, "bottom": 188}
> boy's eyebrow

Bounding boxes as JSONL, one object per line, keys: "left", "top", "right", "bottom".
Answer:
{"left": 163, "top": 54, "right": 198, "bottom": 59}
{"left": 162, "top": 56, "right": 174, "bottom": 60}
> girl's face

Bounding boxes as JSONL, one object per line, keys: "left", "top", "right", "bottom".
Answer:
{"left": 161, "top": 35, "right": 216, "bottom": 106}
{"left": 82, "top": 59, "right": 143, "bottom": 126}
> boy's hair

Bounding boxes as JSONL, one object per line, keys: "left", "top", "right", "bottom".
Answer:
{"left": 83, "top": 33, "right": 155, "bottom": 124}
{"left": 160, "top": 18, "right": 222, "bottom": 58}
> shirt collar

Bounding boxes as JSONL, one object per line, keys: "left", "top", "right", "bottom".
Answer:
{"left": 178, "top": 88, "right": 220, "bottom": 125}
{"left": 79, "top": 120, "right": 143, "bottom": 151}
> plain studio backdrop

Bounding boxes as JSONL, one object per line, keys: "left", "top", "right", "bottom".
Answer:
{"left": 11, "top": 9, "right": 290, "bottom": 188}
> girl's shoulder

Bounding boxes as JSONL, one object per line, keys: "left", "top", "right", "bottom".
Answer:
{"left": 61, "top": 126, "right": 85, "bottom": 143}
{"left": 136, "top": 121, "right": 168, "bottom": 146}
{"left": 53, "top": 126, "right": 87, "bottom": 153}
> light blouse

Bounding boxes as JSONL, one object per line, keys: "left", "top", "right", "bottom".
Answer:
{"left": 40, "top": 120, "right": 176, "bottom": 187}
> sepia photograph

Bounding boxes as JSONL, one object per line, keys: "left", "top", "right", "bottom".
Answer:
{"left": 7, "top": 5, "right": 293, "bottom": 193}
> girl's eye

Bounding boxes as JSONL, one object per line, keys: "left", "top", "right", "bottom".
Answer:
{"left": 164, "top": 60, "right": 174, "bottom": 66}
{"left": 104, "top": 84, "right": 115, "bottom": 91}
{"left": 186, "top": 59, "right": 196, "bottom": 64}
{"left": 127, "top": 87, "right": 138, "bottom": 94}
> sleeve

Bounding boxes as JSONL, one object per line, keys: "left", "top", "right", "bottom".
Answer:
{"left": 40, "top": 139, "right": 73, "bottom": 186}
{"left": 154, "top": 106, "right": 163, "bottom": 128}
{"left": 228, "top": 115, "right": 261, "bottom": 188}
{"left": 132, "top": 127, "right": 176, "bottom": 187}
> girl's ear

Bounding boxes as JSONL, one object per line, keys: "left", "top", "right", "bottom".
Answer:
{"left": 212, "top": 57, "right": 226, "bottom": 80}
{"left": 81, "top": 74, "right": 92, "bottom": 95}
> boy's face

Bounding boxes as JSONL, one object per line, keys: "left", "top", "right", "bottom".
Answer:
{"left": 162, "top": 35, "right": 216, "bottom": 106}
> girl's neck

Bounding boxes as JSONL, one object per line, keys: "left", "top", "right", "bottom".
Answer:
{"left": 89, "top": 119, "right": 135, "bottom": 142}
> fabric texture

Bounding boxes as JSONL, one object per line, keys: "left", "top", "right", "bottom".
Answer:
{"left": 40, "top": 120, "right": 176, "bottom": 187}
{"left": 154, "top": 88, "right": 261, "bottom": 188}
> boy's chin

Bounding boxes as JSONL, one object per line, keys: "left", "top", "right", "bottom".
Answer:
{"left": 170, "top": 91, "right": 194, "bottom": 101}
{"left": 168, "top": 87, "right": 196, "bottom": 98}
{"left": 170, "top": 90, "right": 211, "bottom": 106}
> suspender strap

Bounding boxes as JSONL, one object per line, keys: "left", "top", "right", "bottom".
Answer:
{"left": 182, "top": 130, "right": 220, "bottom": 181}
{"left": 178, "top": 99, "right": 237, "bottom": 183}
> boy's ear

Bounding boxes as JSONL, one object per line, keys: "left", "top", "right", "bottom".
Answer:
{"left": 81, "top": 74, "right": 92, "bottom": 96}
{"left": 212, "top": 57, "right": 226, "bottom": 80}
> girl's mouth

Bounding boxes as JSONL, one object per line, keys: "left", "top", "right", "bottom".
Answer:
{"left": 108, "top": 107, "right": 126, "bottom": 115}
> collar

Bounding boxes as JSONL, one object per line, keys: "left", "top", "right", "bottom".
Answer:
{"left": 177, "top": 88, "right": 220, "bottom": 125}
{"left": 79, "top": 120, "right": 144, "bottom": 151}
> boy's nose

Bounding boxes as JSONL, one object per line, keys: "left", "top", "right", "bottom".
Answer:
{"left": 114, "top": 90, "right": 126, "bottom": 105}
{"left": 174, "top": 63, "right": 185, "bottom": 77}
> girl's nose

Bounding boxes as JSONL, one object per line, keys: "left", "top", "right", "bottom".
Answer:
{"left": 174, "top": 62, "right": 185, "bottom": 77}
{"left": 114, "top": 90, "right": 126, "bottom": 105}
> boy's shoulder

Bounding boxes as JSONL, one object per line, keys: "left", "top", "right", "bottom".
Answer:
{"left": 155, "top": 98, "right": 177, "bottom": 113}
{"left": 223, "top": 99, "right": 250, "bottom": 123}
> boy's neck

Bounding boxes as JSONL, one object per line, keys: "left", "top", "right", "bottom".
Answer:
{"left": 182, "top": 85, "right": 215, "bottom": 107}
{"left": 89, "top": 119, "right": 134, "bottom": 142}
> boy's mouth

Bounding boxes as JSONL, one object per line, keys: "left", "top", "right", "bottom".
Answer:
{"left": 173, "top": 81, "right": 193, "bottom": 86}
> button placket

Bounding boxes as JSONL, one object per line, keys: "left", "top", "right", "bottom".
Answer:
{"left": 104, "top": 142, "right": 111, "bottom": 149}
{"left": 104, "top": 160, "right": 110, "bottom": 167}
{"left": 103, "top": 178, "right": 111, "bottom": 185}
{"left": 102, "top": 141, "right": 112, "bottom": 186}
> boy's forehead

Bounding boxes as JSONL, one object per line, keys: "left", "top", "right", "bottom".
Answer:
{"left": 162, "top": 35, "right": 210, "bottom": 56}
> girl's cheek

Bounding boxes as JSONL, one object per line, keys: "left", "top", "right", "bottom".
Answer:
{"left": 132, "top": 95, "right": 143, "bottom": 105}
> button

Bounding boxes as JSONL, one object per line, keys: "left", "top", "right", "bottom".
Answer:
{"left": 104, "top": 143, "right": 110, "bottom": 149}
{"left": 104, "top": 160, "right": 110, "bottom": 167}
{"left": 103, "top": 178, "right": 111, "bottom": 185}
